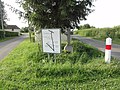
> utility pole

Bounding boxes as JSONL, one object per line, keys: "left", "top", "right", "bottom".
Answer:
{"left": 0, "top": 0, "right": 5, "bottom": 38}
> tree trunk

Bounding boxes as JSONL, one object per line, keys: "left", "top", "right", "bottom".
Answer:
{"left": 64, "top": 28, "right": 73, "bottom": 53}
{"left": 0, "top": 0, "right": 5, "bottom": 38}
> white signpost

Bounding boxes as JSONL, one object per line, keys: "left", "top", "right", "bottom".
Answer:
{"left": 41, "top": 29, "right": 61, "bottom": 54}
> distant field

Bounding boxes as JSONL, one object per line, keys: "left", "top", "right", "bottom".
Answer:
{"left": 74, "top": 26, "right": 120, "bottom": 44}
{"left": 0, "top": 39, "right": 120, "bottom": 89}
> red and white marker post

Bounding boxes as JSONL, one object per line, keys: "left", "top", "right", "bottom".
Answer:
{"left": 105, "top": 37, "right": 112, "bottom": 63}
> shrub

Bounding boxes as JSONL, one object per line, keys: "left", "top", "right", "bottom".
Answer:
{"left": 0, "top": 31, "right": 18, "bottom": 39}
{"left": 5, "top": 31, "right": 19, "bottom": 37}
{"left": 75, "top": 27, "right": 120, "bottom": 40}
{"left": 0, "top": 30, "right": 4, "bottom": 38}
{"left": 79, "top": 52, "right": 89, "bottom": 64}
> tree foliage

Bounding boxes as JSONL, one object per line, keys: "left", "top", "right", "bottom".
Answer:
{"left": 0, "top": 1, "right": 7, "bottom": 29}
{"left": 78, "top": 24, "right": 95, "bottom": 30}
{"left": 21, "top": 27, "right": 29, "bottom": 33}
{"left": 18, "top": 0, "right": 95, "bottom": 32}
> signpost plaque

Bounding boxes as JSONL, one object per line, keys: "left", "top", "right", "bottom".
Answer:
{"left": 42, "top": 29, "right": 61, "bottom": 54}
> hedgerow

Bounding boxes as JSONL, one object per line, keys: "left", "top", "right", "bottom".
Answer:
{"left": 0, "top": 30, "right": 19, "bottom": 38}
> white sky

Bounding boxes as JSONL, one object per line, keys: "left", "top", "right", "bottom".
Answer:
{"left": 3, "top": 0, "right": 120, "bottom": 28}
{"left": 3, "top": 0, "right": 27, "bottom": 28}
{"left": 81, "top": 0, "right": 120, "bottom": 28}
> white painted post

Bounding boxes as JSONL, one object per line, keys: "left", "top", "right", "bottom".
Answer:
{"left": 105, "top": 37, "right": 112, "bottom": 63}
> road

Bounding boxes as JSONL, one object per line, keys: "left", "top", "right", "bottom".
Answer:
{"left": 71, "top": 35, "right": 120, "bottom": 60}
{"left": 0, "top": 34, "right": 28, "bottom": 60}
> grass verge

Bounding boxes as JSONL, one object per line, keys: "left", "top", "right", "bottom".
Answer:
{"left": 92, "top": 38, "right": 120, "bottom": 45}
{"left": 0, "top": 37, "right": 15, "bottom": 42}
{"left": 74, "top": 27, "right": 120, "bottom": 45}
{"left": 0, "top": 39, "right": 120, "bottom": 90}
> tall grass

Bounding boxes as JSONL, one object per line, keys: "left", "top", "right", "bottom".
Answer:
{"left": 74, "top": 26, "right": 120, "bottom": 44}
{"left": 0, "top": 39, "right": 120, "bottom": 90}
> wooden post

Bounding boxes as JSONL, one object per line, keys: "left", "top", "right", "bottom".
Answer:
{"left": 67, "top": 28, "right": 71, "bottom": 45}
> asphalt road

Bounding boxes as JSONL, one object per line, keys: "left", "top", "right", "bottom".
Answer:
{"left": 71, "top": 35, "right": 120, "bottom": 60}
{"left": 0, "top": 34, "right": 28, "bottom": 61}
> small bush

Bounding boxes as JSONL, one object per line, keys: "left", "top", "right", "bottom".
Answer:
{"left": 79, "top": 52, "right": 89, "bottom": 64}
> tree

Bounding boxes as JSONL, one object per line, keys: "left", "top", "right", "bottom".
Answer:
{"left": 18, "top": 0, "right": 94, "bottom": 30}
{"left": 21, "top": 27, "right": 29, "bottom": 33}
{"left": 0, "top": 0, "right": 7, "bottom": 29}
{"left": 83, "top": 24, "right": 91, "bottom": 29}
{"left": 17, "top": 0, "right": 95, "bottom": 51}
{"left": 78, "top": 24, "right": 95, "bottom": 29}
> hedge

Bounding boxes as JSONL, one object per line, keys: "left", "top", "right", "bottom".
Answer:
{"left": 0, "top": 30, "right": 19, "bottom": 39}
{"left": 74, "top": 27, "right": 120, "bottom": 39}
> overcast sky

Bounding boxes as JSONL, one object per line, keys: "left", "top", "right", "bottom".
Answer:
{"left": 3, "top": 0, "right": 120, "bottom": 28}
{"left": 3, "top": 0, "right": 27, "bottom": 28}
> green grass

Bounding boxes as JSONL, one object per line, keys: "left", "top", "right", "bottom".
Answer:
{"left": 0, "top": 37, "right": 15, "bottom": 42}
{"left": 112, "top": 39, "right": 120, "bottom": 45}
{"left": 74, "top": 27, "right": 120, "bottom": 45}
{"left": 92, "top": 37, "right": 120, "bottom": 45}
{"left": 0, "top": 39, "right": 120, "bottom": 90}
